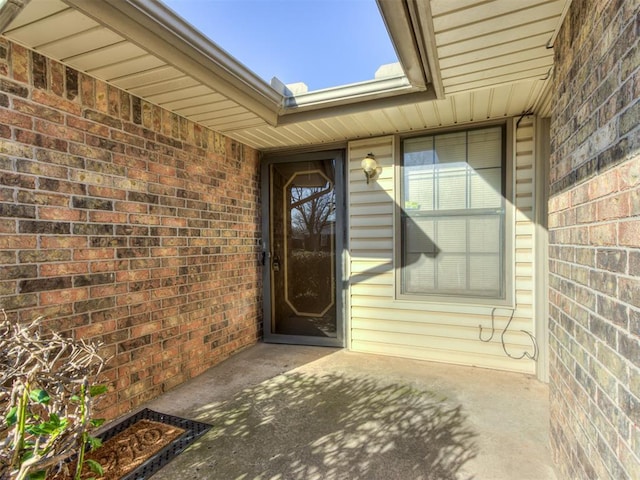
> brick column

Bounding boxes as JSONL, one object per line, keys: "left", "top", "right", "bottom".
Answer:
{"left": 0, "top": 38, "right": 262, "bottom": 419}
{"left": 548, "top": 0, "right": 640, "bottom": 478}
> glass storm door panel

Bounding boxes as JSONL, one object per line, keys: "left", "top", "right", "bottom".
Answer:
{"left": 264, "top": 153, "right": 344, "bottom": 347}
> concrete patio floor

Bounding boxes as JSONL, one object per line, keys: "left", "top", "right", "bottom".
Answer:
{"left": 144, "top": 343, "right": 558, "bottom": 480}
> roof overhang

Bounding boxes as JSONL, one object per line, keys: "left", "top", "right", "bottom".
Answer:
{"left": 63, "top": 0, "right": 282, "bottom": 126}
{"left": 377, "top": 0, "right": 443, "bottom": 98}
{"left": 0, "top": 0, "right": 30, "bottom": 32}
{"left": 63, "top": 0, "right": 442, "bottom": 126}
{"left": 1, "top": 0, "right": 569, "bottom": 150}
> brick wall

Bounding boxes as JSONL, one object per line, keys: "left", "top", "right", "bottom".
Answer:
{"left": 0, "top": 39, "right": 262, "bottom": 419}
{"left": 548, "top": 0, "right": 639, "bottom": 478}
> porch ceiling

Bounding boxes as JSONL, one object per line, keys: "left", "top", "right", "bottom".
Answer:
{"left": 2, "top": 0, "right": 568, "bottom": 151}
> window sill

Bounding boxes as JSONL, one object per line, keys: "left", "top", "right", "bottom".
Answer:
{"left": 392, "top": 295, "right": 515, "bottom": 314}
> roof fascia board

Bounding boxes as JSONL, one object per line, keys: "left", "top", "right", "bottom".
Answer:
{"left": 278, "top": 88, "right": 436, "bottom": 126}
{"left": 546, "top": 0, "right": 573, "bottom": 48}
{"left": 376, "top": 0, "right": 443, "bottom": 99}
{"left": 62, "top": 0, "right": 282, "bottom": 126}
{"left": 0, "top": 0, "right": 30, "bottom": 33}
{"left": 283, "top": 75, "right": 414, "bottom": 110}
{"left": 408, "top": 0, "right": 443, "bottom": 98}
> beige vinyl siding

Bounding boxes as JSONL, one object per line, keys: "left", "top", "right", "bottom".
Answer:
{"left": 347, "top": 118, "right": 539, "bottom": 374}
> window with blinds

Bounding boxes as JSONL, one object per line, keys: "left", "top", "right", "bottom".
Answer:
{"left": 400, "top": 125, "right": 506, "bottom": 300}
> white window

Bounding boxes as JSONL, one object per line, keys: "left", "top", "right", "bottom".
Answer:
{"left": 399, "top": 125, "right": 510, "bottom": 302}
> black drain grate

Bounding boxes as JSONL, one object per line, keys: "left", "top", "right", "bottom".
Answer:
{"left": 97, "top": 408, "right": 212, "bottom": 480}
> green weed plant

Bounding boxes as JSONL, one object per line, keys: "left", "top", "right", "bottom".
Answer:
{"left": 0, "top": 312, "right": 109, "bottom": 479}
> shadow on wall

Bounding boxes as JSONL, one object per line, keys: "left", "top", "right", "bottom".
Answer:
{"left": 155, "top": 372, "right": 478, "bottom": 480}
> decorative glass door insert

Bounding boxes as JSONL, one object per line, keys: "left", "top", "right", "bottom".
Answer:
{"left": 264, "top": 153, "right": 343, "bottom": 346}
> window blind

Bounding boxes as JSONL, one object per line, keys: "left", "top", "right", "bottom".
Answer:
{"left": 401, "top": 125, "right": 505, "bottom": 299}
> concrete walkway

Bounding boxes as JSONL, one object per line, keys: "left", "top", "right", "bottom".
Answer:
{"left": 145, "top": 343, "right": 558, "bottom": 480}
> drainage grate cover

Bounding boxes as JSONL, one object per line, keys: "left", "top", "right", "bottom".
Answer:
{"left": 97, "top": 408, "right": 212, "bottom": 480}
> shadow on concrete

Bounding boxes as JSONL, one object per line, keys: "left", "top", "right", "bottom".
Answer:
{"left": 153, "top": 371, "right": 477, "bottom": 480}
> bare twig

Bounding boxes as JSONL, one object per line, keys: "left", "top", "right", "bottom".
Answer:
{"left": 0, "top": 310, "right": 110, "bottom": 479}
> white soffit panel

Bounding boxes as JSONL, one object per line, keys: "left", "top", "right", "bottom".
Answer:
{"left": 90, "top": 54, "right": 167, "bottom": 81}
{"left": 6, "top": 0, "right": 68, "bottom": 29}
{"left": 143, "top": 85, "right": 216, "bottom": 105}
{"left": 249, "top": 80, "right": 547, "bottom": 151}
{"left": 7, "top": 9, "right": 98, "bottom": 46}
{"left": 127, "top": 76, "right": 200, "bottom": 98}
{"left": 431, "top": 0, "right": 564, "bottom": 94}
{"left": 175, "top": 101, "right": 239, "bottom": 118}
{"left": 63, "top": 42, "right": 151, "bottom": 72}
{"left": 112, "top": 66, "right": 185, "bottom": 90}
{"left": 202, "top": 113, "right": 264, "bottom": 130}
{"left": 188, "top": 106, "right": 247, "bottom": 123}
{"left": 41, "top": 28, "right": 124, "bottom": 60}
{"left": 161, "top": 93, "right": 228, "bottom": 111}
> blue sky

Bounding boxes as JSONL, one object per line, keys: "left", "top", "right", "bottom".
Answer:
{"left": 161, "top": 0, "right": 398, "bottom": 92}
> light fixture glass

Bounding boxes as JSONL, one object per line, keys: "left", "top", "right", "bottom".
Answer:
{"left": 361, "top": 153, "right": 378, "bottom": 184}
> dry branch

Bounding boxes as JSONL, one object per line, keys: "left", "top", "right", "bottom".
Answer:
{"left": 0, "top": 311, "right": 109, "bottom": 479}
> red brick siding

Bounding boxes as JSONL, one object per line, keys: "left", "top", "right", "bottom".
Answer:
{"left": 548, "top": 0, "right": 639, "bottom": 478}
{"left": 0, "top": 38, "right": 262, "bottom": 420}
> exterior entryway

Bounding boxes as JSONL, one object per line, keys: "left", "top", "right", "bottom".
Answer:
{"left": 261, "top": 151, "right": 345, "bottom": 347}
{"left": 146, "top": 343, "right": 557, "bottom": 480}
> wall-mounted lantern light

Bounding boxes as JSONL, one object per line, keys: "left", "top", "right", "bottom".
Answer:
{"left": 361, "top": 153, "right": 378, "bottom": 184}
